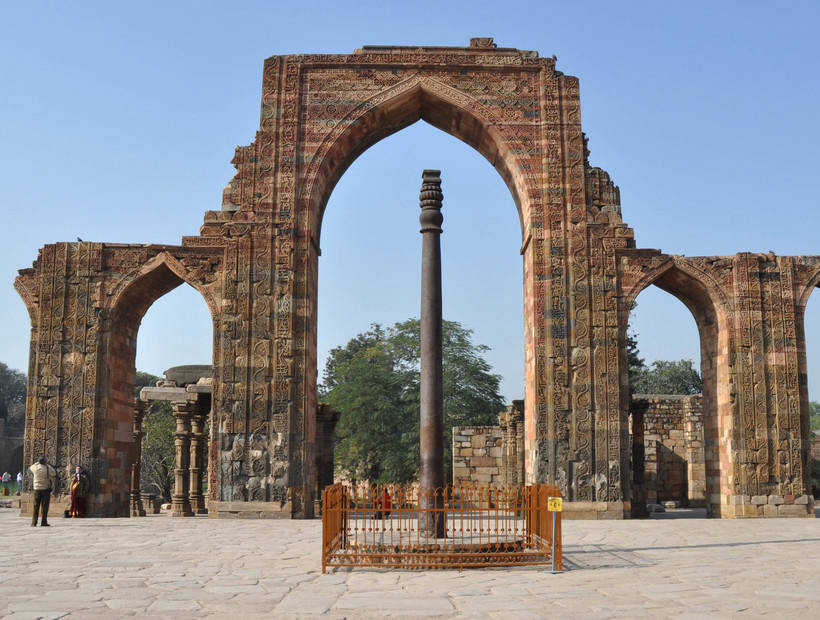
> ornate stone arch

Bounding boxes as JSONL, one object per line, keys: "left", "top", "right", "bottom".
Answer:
{"left": 617, "top": 251, "right": 736, "bottom": 514}
{"left": 796, "top": 264, "right": 820, "bottom": 312}
{"left": 303, "top": 75, "right": 530, "bottom": 244}
{"left": 107, "top": 251, "right": 219, "bottom": 321}
{"left": 620, "top": 253, "right": 732, "bottom": 321}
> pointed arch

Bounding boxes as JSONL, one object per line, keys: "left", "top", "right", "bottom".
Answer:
{"left": 96, "top": 249, "right": 217, "bottom": 518}
{"left": 622, "top": 254, "right": 733, "bottom": 516}
{"left": 303, "top": 76, "right": 529, "bottom": 244}
{"left": 797, "top": 264, "right": 820, "bottom": 312}
{"left": 107, "top": 251, "right": 218, "bottom": 322}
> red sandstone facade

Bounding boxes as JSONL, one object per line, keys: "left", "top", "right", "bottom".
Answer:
{"left": 14, "top": 40, "right": 818, "bottom": 518}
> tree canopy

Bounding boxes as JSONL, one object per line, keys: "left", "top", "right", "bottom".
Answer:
{"left": 320, "top": 319, "right": 506, "bottom": 484}
{"left": 630, "top": 359, "right": 703, "bottom": 395}
{"left": 0, "top": 361, "right": 27, "bottom": 431}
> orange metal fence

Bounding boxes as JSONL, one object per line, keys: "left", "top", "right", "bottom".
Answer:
{"left": 321, "top": 483, "right": 562, "bottom": 572}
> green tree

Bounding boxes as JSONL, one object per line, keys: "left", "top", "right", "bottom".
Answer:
{"left": 631, "top": 359, "right": 702, "bottom": 395}
{"left": 810, "top": 402, "right": 820, "bottom": 432}
{"left": 0, "top": 362, "right": 27, "bottom": 432}
{"left": 321, "top": 319, "right": 506, "bottom": 484}
{"left": 626, "top": 328, "right": 645, "bottom": 395}
{"left": 135, "top": 372, "right": 175, "bottom": 501}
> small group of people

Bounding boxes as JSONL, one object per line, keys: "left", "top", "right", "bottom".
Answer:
{"left": 28, "top": 457, "right": 90, "bottom": 527}
{"left": 1, "top": 471, "right": 22, "bottom": 495}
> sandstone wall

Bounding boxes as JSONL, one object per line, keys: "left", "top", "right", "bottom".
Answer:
{"left": 631, "top": 394, "right": 705, "bottom": 508}
{"left": 453, "top": 402, "right": 525, "bottom": 487}
{"left": 452, "top": 427, "right": 504, "bottom": 486}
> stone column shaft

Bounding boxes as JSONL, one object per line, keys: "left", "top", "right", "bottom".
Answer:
{"left": 172, "top": 403, "right": 194, "bottom": 517}
{"left": 418, "top": 169, "right": 445, "bottom": 538}
{"left": 189, "top": 411, "right": 208, "bottom": 514}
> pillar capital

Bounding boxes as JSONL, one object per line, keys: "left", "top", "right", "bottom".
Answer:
{"left": 419, "top": 169, "right": 443, "bottom": 234}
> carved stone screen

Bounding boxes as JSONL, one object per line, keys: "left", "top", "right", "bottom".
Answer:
{"left": 15, "top": 40, "right": 818, "bottom": 518}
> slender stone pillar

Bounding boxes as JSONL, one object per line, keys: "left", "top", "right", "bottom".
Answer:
{"left": 189, "top": 409, "right": 208, "bottom": 515}
{"left": 130, "top": 400, "right": 147, "bottom": 517}
{"left": 171, "top": 402, "right": 194, "bottom": 517}
{"left": 418, "top": 169, "right": 445, "bottom": 538}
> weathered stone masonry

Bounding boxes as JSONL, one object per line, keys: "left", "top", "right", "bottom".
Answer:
{"left": 15, "top": 40, "right": 818, "bottom": 518}
{"left": 630, "top": 394, "right": 705, "bottom": 511}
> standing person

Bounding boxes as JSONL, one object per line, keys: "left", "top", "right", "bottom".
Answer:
{"left": 29, "top": 456, "right": 56, "bottom": 527}
{"left": 1, "top": 472, "right": 10, "bottom": 495}
{"left": 68, "top": 466, "right": 90, "bottom": 517}
{"left": 16, "top": 471, "right": 22, "bottom": 495}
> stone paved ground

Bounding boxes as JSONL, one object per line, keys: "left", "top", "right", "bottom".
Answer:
{"left": 1, "top": 507, "right": 818, "bottom": 619}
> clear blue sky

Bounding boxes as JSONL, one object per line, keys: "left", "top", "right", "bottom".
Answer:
{"left": 2, "top": 1, "right": 819, "bottom": 402}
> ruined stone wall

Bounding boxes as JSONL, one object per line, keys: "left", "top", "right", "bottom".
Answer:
{"left": 631, "top": 394, "right": 705, "bottom": 508}
{"left": 453, "top": 402, "right": 525, "bottom": 487}
{"left": 14, "top": 41, "right": 820, "bottom": 519}
{"left": 15, "top": 243, "right": 223, "bottom": 517}
{"left": 452, "top": 426, "right": 503, "bottom": 486}
{"left": 619, "top": 253, "right": 819, "bottom": 517}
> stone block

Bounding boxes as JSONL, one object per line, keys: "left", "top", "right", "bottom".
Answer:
{"left": 762, "top": 504, "right": 779, "bottom": 517}
{"left": 768, "top": 495, "right": 784, "bottom": 505}
{"left": 778, "top": 504, "right": 811, "bottom": 517}
{"left": 783, "top": 494, "right": 795, "bottom": 505}
{"left": 474, "top": 467, "right": 499, "bottom": 475}
{"left": 741, "top": 504, "right": 761, "bottom": 517}
{"left": 750, "top": 495, "right": 767, "bottom": 505}
{"left": 729, "top": 495, "right": 749, "bottom": 505}
{"left": 794, "top": 494, "right": 809, "bottom": 505}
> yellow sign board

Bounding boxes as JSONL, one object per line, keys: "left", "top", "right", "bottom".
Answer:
{"left": 548, "top": 497, "right": 562, "bottom": 512}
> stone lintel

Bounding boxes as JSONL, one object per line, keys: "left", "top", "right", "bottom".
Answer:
{"left": 139, "top": 386, "right": 194, "bottom": 403}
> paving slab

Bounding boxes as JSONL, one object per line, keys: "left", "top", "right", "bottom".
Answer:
{"left": 0, "top": 507, "right": 818, "bottom": 617}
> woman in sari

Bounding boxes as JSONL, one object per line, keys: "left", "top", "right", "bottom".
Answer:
{"left": 69, "top": 466, "right": 90, "bottom": 517}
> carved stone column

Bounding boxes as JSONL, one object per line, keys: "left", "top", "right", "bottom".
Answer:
{"left": 130, "top": 400, "right": 147, "bottom": 517}
{"left": 418, "top": 169, "right": 445, "bottom": 538}
{"left": 189, "top": 409, "right": 208, "bottom": 515}
{"left": 171, "top": 402, "right": 194, "bottom": 517}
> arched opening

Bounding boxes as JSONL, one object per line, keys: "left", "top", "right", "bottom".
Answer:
{"left": 313, "top": 97, "right": 524, "bottom": 488}
{"left": 103, "top": 257, "right": 215, "bottom": 517}
{"left": 628, "top": 285, "right": 704, "bottom": 518}
{"left": 308, "top": 79, "right": 527, "bottom": 242}
{"left": 799, "top": 279, "right": 820, "bottom": 508}
{"left": 626, "top": 263, "right": 730, "bottom": 518}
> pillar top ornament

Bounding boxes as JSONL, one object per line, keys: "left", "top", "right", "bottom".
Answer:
{"left": 419, "top": 170, "right": 443, "bottom": 234}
